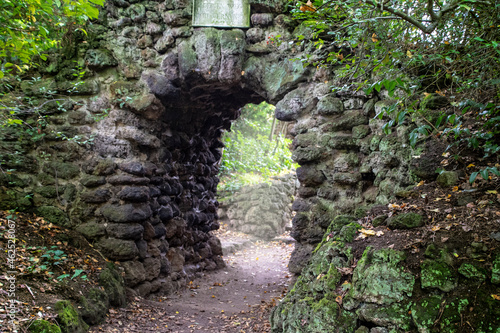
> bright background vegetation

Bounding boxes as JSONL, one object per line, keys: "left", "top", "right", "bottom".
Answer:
{"left": 217, "top": 102, "right": 296, "bottom": 193}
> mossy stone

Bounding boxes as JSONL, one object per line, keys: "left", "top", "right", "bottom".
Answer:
{"left": 352, "top": 125, "right": 371, "bottom": 139}
{"left": 28, "top": 319, "right": 62, "bottom": 333}
{"left": 439, "top": 298, "right": 469, "bottom": 332}
{"left": 79, "top": 288, "right": 109, "bottom": 325}
{"left": 36, "top": 206, "right": 69, "bottom": 227}
{"left": 387, "top": 213, "right": 424, "bottom": 229}
{"left": 44, "top": 162, "right": 80, "bottom": 179}
{"left": 410, "top": 294, "right": 443, "bottom": 332}
{"left": 421, "top": 259, "right": 457, "bottom": 292}
{"left": 339, "top": 223, "right": 361, "bottom": 243}
{"left": 357, "top": 302, "right": 411, "bottom": 330}
{"left": 372, "top": 215, "right": 387, "bottom": 227}
{"left": 55, "top": 300, "right": 89, "bottom": 333}
{"left": 99, "top": 263, "right": 127, "bottom": 307}
{"left": 345, "top": 247, "right": 415, "bottom": 307}
{"left": 458, "top": 263, "right": 486, "bottom": 282}
{"left": 437, "top": 171, "right": 459, "bottom": 187}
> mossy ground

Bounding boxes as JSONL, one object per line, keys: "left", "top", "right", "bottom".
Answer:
{"left": 273, "top": 176, "right": 500, "bottom": 333}
{"left": 0, "top": 211, "right": 117, "bottom": 333}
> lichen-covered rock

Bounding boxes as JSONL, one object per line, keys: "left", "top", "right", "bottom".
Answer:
{"left": 344, "top": 247, "right": 414, "bottom": 308}
{"left": 271, "top": 241, "right": 356, "bottom": 333}
{"left": 85, "top": 49, "right": 118, "bottom": 70}
{"left": 357, "top": 302, "right": 411, "bottom": 331}
{"left": 410, "top": 294, "right": 443, "bottom": 332}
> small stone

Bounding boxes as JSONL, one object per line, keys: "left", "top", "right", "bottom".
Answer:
{"left": 421, "top": 259, "right": 457, "bottom": 292}
{"left": 458, "top": 263, "right": 486, "bottom": 281}
{"left": 387, "top": 213, "right": 424, "bottom": 229}
{"left": 372, "top": 215, "right": 387, "bottom": 227}
{"left": 436, "top": 171, "right": 458, "bottom": 187}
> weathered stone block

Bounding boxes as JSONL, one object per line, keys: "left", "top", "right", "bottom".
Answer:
{"left": 85, "top": 49, "right": 118, "bottom": 70}
{"left": 167, "top": 247, "right": 185, "bottom": 272}
{"left": 81, "top": 189, "right": 111, "bottom": 203}
{"left": 106, "top": 223, "right": 144, "bottom": 240}
{"left": 101, "top": 203, "right": 152, "bottom": 223}
{"left": 296, "top": 166, "right": 325, "bottom": 186}
{"left": 122, "top": 261, "right": 146, "bottom": 286}
{"left": 117, "top": 186, "right": 150, "bottom": 202}
{"left": 143, "top": 257, "right": 161, "bottom": 281}
{"left": 317, "top": 95, "right": 344, "bottom": 115}
{"left": 98, "top": 238, "right": 139, "bottom": 261}
{"left": 107, "top": 175, "right": 150, "bottom": 185}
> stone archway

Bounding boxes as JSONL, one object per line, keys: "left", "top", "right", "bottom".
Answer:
{"left": 1, "top": 0, "right": 425, "bottom": 297}
{"left": 70, "top": 4, "right": 314, "bottom": 295}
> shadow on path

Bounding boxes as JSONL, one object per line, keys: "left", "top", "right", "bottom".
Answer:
{"left": 90, "top": 230, "right": 294, "bottom": 333}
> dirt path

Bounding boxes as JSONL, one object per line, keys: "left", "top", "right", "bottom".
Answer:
{"left": 89, "top": 233, "right": 294, "bottom": 333}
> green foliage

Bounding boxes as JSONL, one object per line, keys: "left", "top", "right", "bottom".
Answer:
{"left": 218, "top": 102, "right": 296, "bottom": 192}
{"left": 290, "top": 0, "right": 500, "bottom": 184}
{"left": 0, "top": 0, "right": 105, "bottom": 78}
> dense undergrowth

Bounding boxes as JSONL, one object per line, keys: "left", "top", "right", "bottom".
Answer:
{"left": 288, "top": 0, "right": 500, "bottom": 179}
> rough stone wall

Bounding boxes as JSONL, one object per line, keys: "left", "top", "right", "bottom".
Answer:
{"left": 217, "top": 173, "right": 296, "bottom": 239}
{"left": 0, "top": 0, "right": 441, "bottom": 296}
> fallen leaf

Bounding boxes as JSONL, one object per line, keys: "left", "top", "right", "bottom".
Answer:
{"left": 360, "top": 228, "right": 376, "bottom": 236}
{"left": 491, "top": 294, "right": 500, "bottom": 301}
{"left": 431, "top": 226, "right": 441, "bottom": 231}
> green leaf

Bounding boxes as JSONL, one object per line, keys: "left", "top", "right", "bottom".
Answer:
{"left": 57, "top": 274, "right": 70, "bottom": 281}
{"left": 480, "top": 169, "right": 489, "bottom": 180}
{"left": 469, "top": 172, "right": 479, "bottom": 184}
{"left": 71, "top": 269, "right": 84, "bottom": 279}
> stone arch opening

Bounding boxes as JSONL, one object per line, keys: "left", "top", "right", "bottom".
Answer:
{"left": 76, "top": 20, "right": 313, "bottom": 296}
{"left": 215, "top": 101, "right": 297, "bottom": 240}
